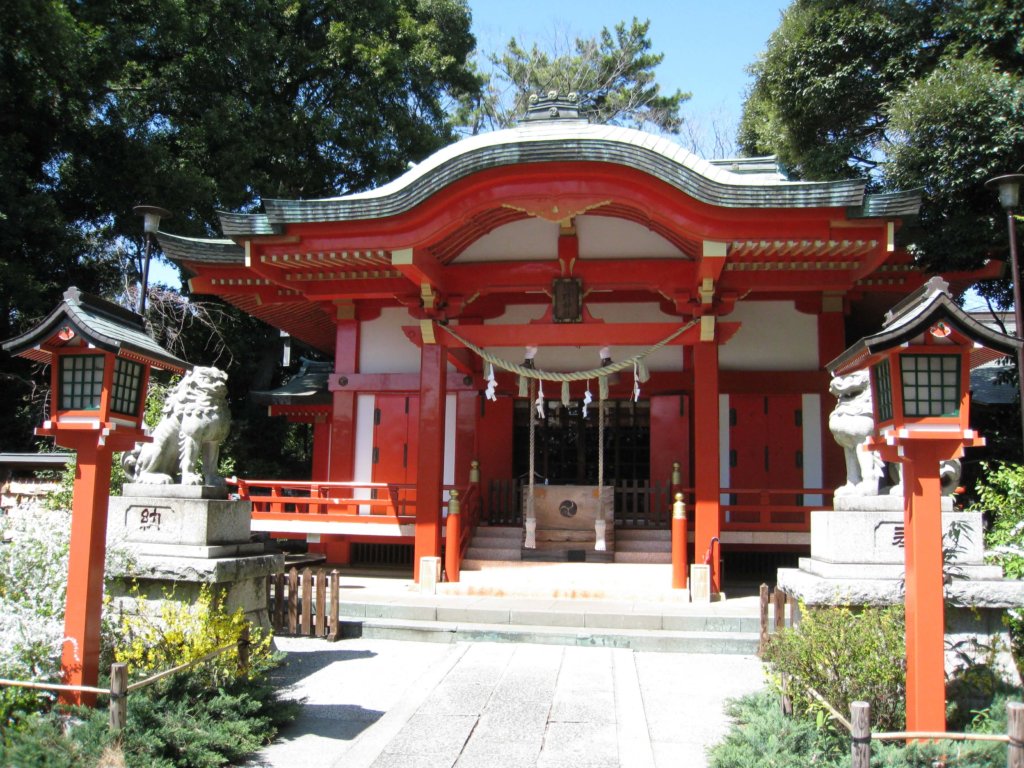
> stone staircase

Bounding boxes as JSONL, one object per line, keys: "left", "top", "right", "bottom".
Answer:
{"left": 331, "top": 564, "right": 762, "bottom": 654}
{"left": 614, "top": 528, "right": 672, "bottom": 564}
{"left": 463, "top": 525, "right": 522, "bottom": 565}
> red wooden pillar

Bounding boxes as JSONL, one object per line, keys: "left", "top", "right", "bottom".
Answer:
{"left": 312, "top": 417, "right": 330, "bottom": 481}
{"left": 59, "top": 440, "right": 114, "bottom": 705}
{"left": 694, "top": 338, "right": 721, "bottom": 593}
{"left": 328, "top": 320, "right": 359, "bottom": 481}
{"left": 898, "top": 441, "right": 954, "bottom": 733}
{"left": 414, "top": 343, "right": 447, "bottom": 581}
{"left": 454, "top": 391, "right": 477, "bottom": 487}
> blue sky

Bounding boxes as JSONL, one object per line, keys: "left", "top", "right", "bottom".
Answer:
{"left": 469, "top": 0, "right": 791, "bottom": 140}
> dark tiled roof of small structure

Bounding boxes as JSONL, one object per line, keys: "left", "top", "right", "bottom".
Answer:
{"left": 251, "top": 359, "right": 332, "bottom": 406}
{"left": 828, "top": 277, "right": 1023, "bottom": 375}
{"left": 2, "top": 287, "right": 190, "bottom": 373}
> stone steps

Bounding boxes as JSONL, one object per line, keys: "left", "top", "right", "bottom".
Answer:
{"left": 335, "top": 599, "right": 760, "bottom": 654}
{"left": 342, "top": 618, "right": 758, "bottom": 654}
{"left": 613, "top": 528, "right": 672, "bottom": 563}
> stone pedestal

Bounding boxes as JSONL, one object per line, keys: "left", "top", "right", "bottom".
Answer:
{"left": 777, "top": 497, "right": 1024, "bottom": 683}
{"left": 107, "top": 484, "right": 283, "bottom": 627}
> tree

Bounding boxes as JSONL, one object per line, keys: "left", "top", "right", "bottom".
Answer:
{"left": 459, "top": 18, "right": 689, "bottom": 134}
{"left": 0, "top": 0, "right": 481, "bottom": 456}
{"left": 738, "top": 0, "right": 1024, "bottom": 289}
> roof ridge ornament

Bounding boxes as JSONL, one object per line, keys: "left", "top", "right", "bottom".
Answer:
{"left": 523, "top": 91, "right": 584, "bottom": 123}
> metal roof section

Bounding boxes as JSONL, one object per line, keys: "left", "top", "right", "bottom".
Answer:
{"left": 2, "top": 287, "right": 190, "bottom": 373}
{"left": 208, "top": 95, "right": 921, "bottom": 236}
{"left": 707, "top": 155, "right": 787, "bottom": 180}
{"left": 156, "top": 232, "right": 245, "bottom": 264}
{"left": 827, "top": 277, "right": 1022, "bottom": 375}
{"left": 250, "top": 358, "right": 332, "bottom": 407}
{"left": 852, "top": 189, "right": 923, "bottom": 219}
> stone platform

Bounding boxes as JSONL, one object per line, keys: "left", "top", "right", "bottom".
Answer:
{"left": 777, "top": 497, "right": 1024, "bottom": 681}
{"left": 107, "top": 484, "right": 283, "bottom": 626}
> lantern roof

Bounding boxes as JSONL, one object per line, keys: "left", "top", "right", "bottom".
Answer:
{"left": 828, "top": 277, "right": 1022, "bottom": 376}
{"left": 2, "top": 287, "right": 190, "bottom": 374}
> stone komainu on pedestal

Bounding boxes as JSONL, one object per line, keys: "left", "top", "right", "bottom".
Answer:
{"left": 122, "top": 366, "right": 230, "bottom": 486}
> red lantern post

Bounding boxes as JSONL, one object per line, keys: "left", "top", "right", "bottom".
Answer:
{"left": 3, "top": 288, "right": 188, "bottom": 703}
{"left": 828, "top": 278, "right": 1020, "bottom": 732}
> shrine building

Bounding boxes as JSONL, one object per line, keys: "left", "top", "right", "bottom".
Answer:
{"left": 157, "top": 95, "right": 974, "bottom": 589}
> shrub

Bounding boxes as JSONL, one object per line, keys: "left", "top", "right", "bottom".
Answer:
{"left": 973, "top": 461, "right": 1024, "bottom": 674}
{"left": 114, "top": 585, "right": 276, "bottom": 688}
{"left": 763, "top": 604, "right": 907, "bottom": 731}
{"left": 708, "top": 690, "right": 1010, "bottom": 768}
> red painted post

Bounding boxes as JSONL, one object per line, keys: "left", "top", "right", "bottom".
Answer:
{"left": 900, "top": 443, "right": 951, "bottom": 733}
{"left": 59, "top": 442, "right": 114, "bottom": 705}
{"left": 671, "top": 492, "right": 688, "bottom": 589}
{"left": 414, "top": 342, "right": 447, "bottom": 581}
{"left": 445, "top": 489, "right": 461, "bottom": 583}
{"left": 693, "top": 339, "right": 721, "bottom": 594}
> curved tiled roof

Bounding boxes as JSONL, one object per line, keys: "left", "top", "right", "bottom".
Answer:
{"left": 216, "top": 120, "right": 909, "bottom": 236}
{"left": 2, "top": 287, "right": 190, "bottom": 373}
{"left": 156, "top": 232, "right": 244, "bottom": 264}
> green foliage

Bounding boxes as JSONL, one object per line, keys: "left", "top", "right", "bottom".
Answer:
{"left": 0, "top": 706, "right": 113, "bottom": 768}
{"left": 1, "top": 0, "right": 481, "bottom": 452}
{"left": 115, "top": 585, "right": 276, "bottom": 688}
{"left": 974, "top": 461, "right": 1024, "bottom": 580}
{"left": 740, "top": 0, "right": 1024, "bottom": 283}
{"left": 708, "top": 690, "right": 1011, "bottom": 768}
{"left": 708, "top": 690, "right": 844, "bottom": 768}
{"left": 763, "top": 604, "right": 907, "bottom": 731}
{"left": 973, "top": 462, "right": 1024, "bottom": 671}
{"left": 460, "top": 17, "right": 688, "bottom": 133}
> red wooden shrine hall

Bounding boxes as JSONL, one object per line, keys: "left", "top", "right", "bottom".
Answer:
{"left": 159, "top": 95, "right": 987, "bottom": 589}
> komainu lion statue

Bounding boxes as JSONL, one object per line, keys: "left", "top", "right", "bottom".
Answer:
{"left": 123, "top": 367, "right": 231, "bottom": 486}
{"left": 828, "top": 370, "right": 883, "bottom": 497}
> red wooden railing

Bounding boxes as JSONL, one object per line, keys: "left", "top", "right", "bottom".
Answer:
{"left": 670, "top": 486, "right": 833, "bottom": 533}
{"left": 232, "top": 464, "right": 484, "bottom": 581}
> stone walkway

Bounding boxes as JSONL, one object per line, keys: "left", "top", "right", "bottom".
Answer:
{"left": 249, "top": 637, "right": 765, "bottom": 768}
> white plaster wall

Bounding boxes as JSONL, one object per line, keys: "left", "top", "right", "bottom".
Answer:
{"left": 802, "top": 393, "right": 824, "bottom": 506}
{"left": 444, "top": 392, "right": 456, "bottom": 486}
{"left": 481, "top": 302, "right": 685, "bottom": 373}
{"left": 360, "top": 307, "right": 420, "bottom": 374}
{"left": 353, "top": 394, "right": 376, "bottom": 510}
{"left": 575, "top": 215, "right": 685, "bottom": 259}
{"left": 457, "top": 214, "right": 685, "bottom": 263}
{"left": 720, "top": 301, "right": 818, "bottom": 371}
{"left": 720, "top": 394, "right": 731, "bottom": 508}
{"left": 458, "top": 218, "right": 558, "bottom": 262}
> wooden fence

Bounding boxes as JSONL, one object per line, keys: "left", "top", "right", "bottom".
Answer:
{"left": 0, "top": 629, "right": 249, "bottom": 730}
{"left": 267, "top": 566, "right": 346, "bottom": 639}
{"left": 757, "top": 584, "right": 799, "bottom": 656}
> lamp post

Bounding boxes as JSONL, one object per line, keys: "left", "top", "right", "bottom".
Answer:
{"left": 827, "top": 277, "right": 1022, "bottom": 732}
{"left": 2, "top": 287, "right": 188, "bottom": 703}
{"left": 133, "top": 205, "right": 171, "bottom": 315}
{"left": 984, "top": 172, "right": 1024, "bottom": 441}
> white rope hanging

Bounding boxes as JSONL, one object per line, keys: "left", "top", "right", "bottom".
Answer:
{"left": 438, "top": 319, "right": 698, "bottom": 385}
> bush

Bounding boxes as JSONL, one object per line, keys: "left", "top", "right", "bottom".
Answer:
{"left": 708, "top": 690, "right": 1010, "bottom": 768}
{"left": 973, "top": 461, "right": 1024, "bottom": 675}
{"left": 114, "top": 585, "right": 276, "bottom": 688}
{"left": 763, "top": 604, "right": 907, "bottom": 731}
